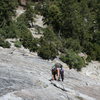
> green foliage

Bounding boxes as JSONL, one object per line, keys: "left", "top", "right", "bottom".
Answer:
{"left": 21, "top": 34, "right": 38, "bottom": 52}
{"left": 34, "top": 2, "right": 43, "bottom": 14}
{"left": 38, "top": 27, "right": 60, "bottom": 59}
{"left": 0, "top": 0, "right": 21, "bottom": 39}
{"left": 14, "top": 40, "right": 22, "bottom": 48}
{"left": 0, "top": 0, "right": 38, "bottom": 52}
{"left": 60, "top": 50, "right": 85, "bottom": 71}
{"left": 92, "top": 31, "right": 100, "bottom": 45}
{"left": 0, "top": 18, "right": 38, "bottom": 51}
{"left": 25, "top": 2, "right": 35, "bottom": 27}
{"left": 42, "top": 27, "right": 63, "bottom": 50}
{"left": 88, "top": 43, "right": 100, "bottom": 61}
{"left": 17, "top": 13, "right": 27, "bottom": 26}
{"left": 17, "top": 4, "right": 35, "bottom": 27}
{"left": 96, "top": 1, "right": 100, "bottom": 30}
{"left": 0, "top": 22, "right": 20, "bottom": 39}
{"left": 42, "top": 1, "right": 62, "bottom": 33}
{"left": 29, "top": 39, "right": 38, "bottom": 52}
{"left": 0, "top": 38, "right": 10, "bottom": 48}
{"left": 65, "top": 38, "right": 82, "bottom": 52}
{"left": 40, "top": 0, "right": 100, "bottom": 61}
{"left": 0, "top": 0, "right": 18, "bottom": 27}
{"left": 18, "top": 24, "right": 38, "bottom": 52}
{"left": 38, "top": 42, "right": 58, "bottom": 60}
{"left": 43, "top": 27, "right": 57, "bottom": 41}
{"left": 0, "top": 28, "right": 6, "bottom": 38}
{"left": 0, "top": 0, "right": 99, "bottom": 64}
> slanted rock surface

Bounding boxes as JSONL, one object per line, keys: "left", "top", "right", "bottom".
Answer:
{"left": 82, "top": 61, "right": 100, "bottom": 80}
{"left": 0, "top": 46, "right": 100, "bottom": 100}
{"left": 29, "top": 15, "right": 45, "bottom": 38}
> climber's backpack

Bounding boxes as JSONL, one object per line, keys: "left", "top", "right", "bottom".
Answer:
{"left": 51, "top": 65, "right": 57, "bottom": 74}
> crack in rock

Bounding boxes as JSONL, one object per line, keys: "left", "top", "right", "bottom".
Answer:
{"left": 51, "top": 81, "right": 96, "bottom": 100}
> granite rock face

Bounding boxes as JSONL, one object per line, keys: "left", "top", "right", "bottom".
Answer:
{"left": 82, "top": 61, "right": 100, "bottom": 80}
{"left": 0, "top": 47, "right": 100, "bottom": 100}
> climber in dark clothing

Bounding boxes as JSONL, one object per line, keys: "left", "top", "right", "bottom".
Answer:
{"left": 60, "top": 65, "right": 64, "bottom": 81}
{"left": 51, "top": 63, "right": 64, "bottom": 81}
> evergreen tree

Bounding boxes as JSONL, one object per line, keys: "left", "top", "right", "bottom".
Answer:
{"left": 25, "top": 1, "right": 35, "bottom": 27}
{"left": 0, "top": 0, "right": 18, "bottom": 27}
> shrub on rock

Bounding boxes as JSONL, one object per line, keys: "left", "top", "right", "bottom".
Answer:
{"left": 14, "top": 40, "right": 22, "bottom": 48}
{"left": 60, "top": 50, "right": 85, "bottom": 71}
{"left": 0, "top": 38, "right": 10, "bottom": 48}
{"left": 38, "top": 43, "right": 58, "bottom": 60}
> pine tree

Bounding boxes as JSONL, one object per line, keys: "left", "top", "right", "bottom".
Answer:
{"left": 0, "top": 0, "right": 18, "bottom": 27}
{"left": 25, "top": 1, "right": 35, "bottom": 27}
{"left": 60, "top": 0, "right": 77, "bottom": 38}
